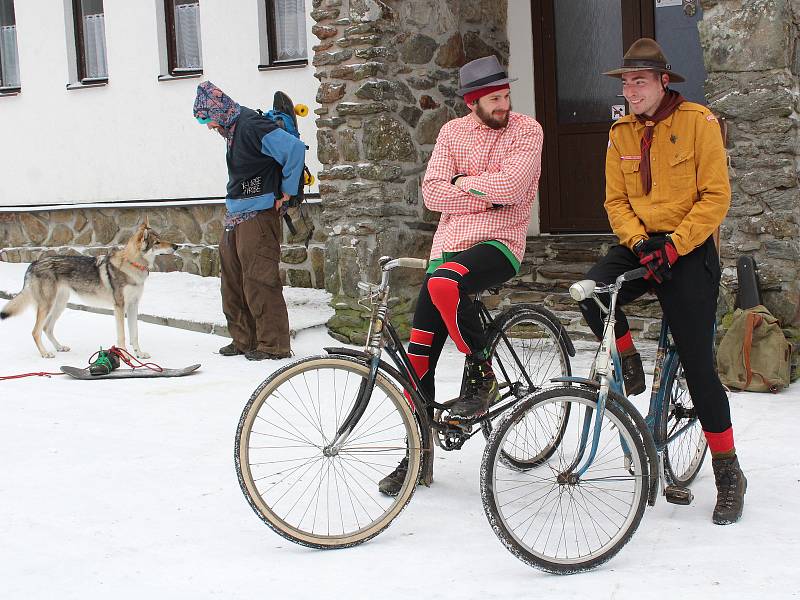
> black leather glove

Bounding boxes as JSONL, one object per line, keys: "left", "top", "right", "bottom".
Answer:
{"left": 636, "top": 235, "right": 679, "bottom": 284}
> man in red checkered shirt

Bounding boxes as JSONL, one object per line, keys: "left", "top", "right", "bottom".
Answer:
{"left": 379, "top": 55, "right": 543, "bottom": 496}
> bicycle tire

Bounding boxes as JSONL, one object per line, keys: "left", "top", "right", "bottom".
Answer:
{"left": 481, "top": 305, "right": 572, "bottom": 468}
{"left": 481, "top": 386, "right": 648, "bottom": 574}
{"left": 235, "top": 355, "right": 422, "bottom": 549}
{"left": 659, "top": 357, "right": 707, "bottom": 487}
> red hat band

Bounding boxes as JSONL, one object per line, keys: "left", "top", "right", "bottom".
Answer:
{"left": 464, "top": 84, "right": 510, "bottom": 106}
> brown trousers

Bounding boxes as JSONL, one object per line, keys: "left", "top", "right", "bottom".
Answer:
{"left": 219, "top": 209, "right": 290, "bottom": 354}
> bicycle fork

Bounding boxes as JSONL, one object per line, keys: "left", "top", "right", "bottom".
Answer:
{"left": 325, "top": 355, "right": 381, "bottom": 454}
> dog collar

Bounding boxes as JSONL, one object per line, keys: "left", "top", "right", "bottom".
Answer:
{"left": 128, "top": 260, "right": 149, "bottom": 272}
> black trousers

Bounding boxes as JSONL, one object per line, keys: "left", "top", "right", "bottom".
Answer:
{"left": 578, "top": 237, "right": 731, "bottom": 433}
{"left": 408, "top": 244, "right": 516, "bottom": 403}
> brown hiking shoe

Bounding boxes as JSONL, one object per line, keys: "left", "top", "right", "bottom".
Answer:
{"left": 620, "top": 351, "right": 646, "bottom": 396}
{"left": 449, "top": 357, "right": 499, "bottom": 420}
{"left": 378, "top": 457, "right": 424, "bottom": 497}
{"left": 218, "top": 343, "right": 244, "bottom": 357}
{"left": 712, "top": 454, "right": 747, "bottom": 525}
{"left": 245, "top": 349, "right": 291, "bottom": 361}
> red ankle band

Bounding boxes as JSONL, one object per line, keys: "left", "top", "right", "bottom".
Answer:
{"left": 704, "top": 427, "right": 735, "bottom": 455}
{"left": 616, "top": 331, "right": 634, "bottom": 354}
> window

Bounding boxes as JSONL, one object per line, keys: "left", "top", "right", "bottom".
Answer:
{"left": 261, "top": 0, "right": 307, "bottom": 68}
{"left": 72, "top": 0, "right": 108, "bottom": 82}
{"left": 165, "top": 0, "right": 202, "bottom": 75}
{"left": 0, "top": 0, "right": 20, "bottom": 90}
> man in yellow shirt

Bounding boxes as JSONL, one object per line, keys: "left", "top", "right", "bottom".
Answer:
{"left": 578, "top": 38, "right": 746, "bottom": 525}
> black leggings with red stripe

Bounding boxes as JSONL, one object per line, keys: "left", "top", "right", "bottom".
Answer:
{"left": 408, "top": 244, "right": 516, "bottom": 403}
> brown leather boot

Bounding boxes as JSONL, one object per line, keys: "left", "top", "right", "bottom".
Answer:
{"left": 712, "top": 454, "right": 747, "bottom": 525}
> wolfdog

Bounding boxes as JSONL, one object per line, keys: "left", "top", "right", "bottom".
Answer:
{"left": 1, "top": 221, "right": 177, "bottom": 358}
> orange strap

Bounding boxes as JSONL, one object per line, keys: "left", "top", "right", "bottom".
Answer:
{"left": 742, "top": 312, "right": 762, "bottom": 388}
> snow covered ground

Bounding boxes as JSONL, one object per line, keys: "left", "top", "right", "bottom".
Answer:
{"left": 0, "top": 265, "right": 798, "bottom": 599}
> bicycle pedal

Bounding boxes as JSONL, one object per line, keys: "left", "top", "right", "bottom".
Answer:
{"left": 445, "top": 418, "right": 474, "bottom": 432}
{"left": 664, "top": 485, "right": 693, "bottom": 505}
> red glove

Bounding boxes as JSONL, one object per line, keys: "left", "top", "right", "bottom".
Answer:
{"left": 636, "top": 236, "right": 679, "bottom": 284}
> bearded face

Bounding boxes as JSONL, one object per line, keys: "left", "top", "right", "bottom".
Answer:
{"left": 472, "top": 90, "right": 512, "bottom": 129}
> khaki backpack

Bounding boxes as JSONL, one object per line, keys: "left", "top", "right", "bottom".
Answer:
{"left": 717, "top": 305, "right": 792, "bottom": 393}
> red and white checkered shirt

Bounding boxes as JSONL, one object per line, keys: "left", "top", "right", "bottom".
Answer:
{"left": 422, "top": 111, "right": 543, "bottom": 263}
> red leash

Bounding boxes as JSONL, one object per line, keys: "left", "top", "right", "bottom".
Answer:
{"left": 1, "top": 346, "right": 164, "bottom": 381}
{"left": 104, "top": 346, "right": 164, "bottom": 372}
{"left": 0, "top": 371, "right": 65, "bottom": 381}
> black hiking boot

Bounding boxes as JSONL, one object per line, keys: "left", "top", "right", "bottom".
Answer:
{"left": 712, "top": 454, "right": 747, "bottom": 525}
{"left": 449, "top": 356, "right": 499, "bottom": 420}
{"left": 219, "top": 343, "right": 244, "bottom": 357}
{"left": 620, "top": 351, "right": 646, "bottom": 396}
{"left": 245, "top": 349, "right": 291, "bottom": 361}
{"left": 89, "top": 348, "right": 120, "bottom": 376}
{"left": 378, "top": 457, "right": 423, "bottom": 497}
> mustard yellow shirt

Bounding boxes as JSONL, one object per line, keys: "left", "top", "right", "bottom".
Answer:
{"left": 605, "top": 102, "right": 730, "bottom": 256}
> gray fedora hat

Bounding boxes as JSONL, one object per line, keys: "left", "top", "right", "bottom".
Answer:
{"left": 456, "top": 55, "right": 517, "bottom": 96}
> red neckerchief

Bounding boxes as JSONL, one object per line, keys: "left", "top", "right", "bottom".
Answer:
{"left": 637, "top": 90, "right": 686, "bottom": 194}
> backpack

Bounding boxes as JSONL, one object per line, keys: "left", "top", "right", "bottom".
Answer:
{"left": 257, "top": 99, "right": 314, "bottom": 237}
{"left": 717, "top": 305, "right": 792, "bottom": 393}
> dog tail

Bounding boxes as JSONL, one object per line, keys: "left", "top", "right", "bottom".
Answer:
{"left": 1, "top": 275, "right": 33, "bottom": 320}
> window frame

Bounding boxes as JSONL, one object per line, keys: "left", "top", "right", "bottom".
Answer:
{"left": 71, "top": 0, "right": 108, "bottom": 84}
{"left": 164, "top": 0, "right": 203, "bottom": 77}
{"left": 259, "top": 0, "right": 308, "bottom": 70}
{"left": 0, "top": 0, "right": 21, "bottom": 92}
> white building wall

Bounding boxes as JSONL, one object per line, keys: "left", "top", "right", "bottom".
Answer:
{"left": 0, "top": 0, "right": 320, "bottom": 207}
{"left": 506, "top": 0, "right": 539, "bottom": 234}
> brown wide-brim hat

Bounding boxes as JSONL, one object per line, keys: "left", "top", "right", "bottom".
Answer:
{"left": 603, "top": 37, "right": 685, "bottom": 83}
{"left": 456, "top": 55, "right": 518, "bottom": 96}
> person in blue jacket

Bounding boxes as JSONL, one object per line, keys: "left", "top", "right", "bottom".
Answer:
{"left": 193, "top": 81, "right": 305, "bottom": 360}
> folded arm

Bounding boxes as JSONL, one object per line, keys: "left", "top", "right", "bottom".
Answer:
{"left": 455, "top": 121, "right": 542, "bottom": 205}
{"left": 422, "top": 126, "right": 492, "bottom": 215}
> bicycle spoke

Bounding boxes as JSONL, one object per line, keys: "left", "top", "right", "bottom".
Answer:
{"left": 238, "top": 358, "right": 422, "bottom": 547}
{"left": 485, "top": 391, "right": 645, "bottom": 568}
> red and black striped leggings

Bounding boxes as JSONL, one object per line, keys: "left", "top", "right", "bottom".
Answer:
{"left": 408, "top": 244, "right": 516, "bottom": 403}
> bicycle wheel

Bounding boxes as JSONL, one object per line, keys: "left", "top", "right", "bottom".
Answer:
{"left": 235, "top": 355, "right": 422, "bottom": 549}
{"left": 482, "top": 306, "right": 572, "bottom": 467}
{"left": 659, "top": 358, "right": 707, "bottom": 487}
{"left": 481, "top": 386, "right": 648, "bottom": 574}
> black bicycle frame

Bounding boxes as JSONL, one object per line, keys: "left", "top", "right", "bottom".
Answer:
{"left": 330, "top": 299, "right": 545, "bottom": 447}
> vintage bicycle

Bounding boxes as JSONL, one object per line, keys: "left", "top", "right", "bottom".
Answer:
{"left": 481, "top": 266, "right": 708, "bottom": 574}
{"left": 235, "top": 256, "right": 574, "bottom": 548}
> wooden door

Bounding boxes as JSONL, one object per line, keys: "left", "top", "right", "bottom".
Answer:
{"left": 533, "top": 0, "right": 654, "bottom": 233}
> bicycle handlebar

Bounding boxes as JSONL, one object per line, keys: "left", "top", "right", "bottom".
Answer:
{"left": 569, "top": 267, "right": 650, "bottom": 302}
{"left": 382, "top": 257, "right": 429, "bottom": 271}
{"left": 619, "top": 267, "right": 648, "bottom": 283}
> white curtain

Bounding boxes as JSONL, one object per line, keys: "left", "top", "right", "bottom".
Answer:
{"left": 0, "top": 24, "right": 20, "bottom": 87}
{"left": 274, "top": 0, "right": 307, "bottom": 62}
{"left": 82, "top": 13, "right": 108, "bottom": 78}
{"left": 175, "top": 2, "right": 202, "bottom": 69}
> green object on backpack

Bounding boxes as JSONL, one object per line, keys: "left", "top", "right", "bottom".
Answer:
{"left": 717, "top": 305, "right": 792, "bottom": 393}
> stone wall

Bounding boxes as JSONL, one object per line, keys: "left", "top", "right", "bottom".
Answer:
{"left": 0, "top": 203, "right": 327, "bottom": 288}
{"left": 311, "top": 0, "right": 509, "bottom": 343}
{"left": 700, "top": 0, "right": 800, "bottom": 343}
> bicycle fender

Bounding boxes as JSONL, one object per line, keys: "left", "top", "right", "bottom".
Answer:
{"left": 323, "top": 347, "right": 436, "bottom": 485}
{"left": 549, "top": 376, "right": 598, "bottom": 388}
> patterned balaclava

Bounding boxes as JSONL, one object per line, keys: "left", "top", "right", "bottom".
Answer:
{"left": 193, "top": 81, "right": 241, "bottom": 147}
